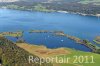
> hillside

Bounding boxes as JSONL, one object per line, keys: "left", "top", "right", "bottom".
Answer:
{"left": 0, "top": 0, "right": 100, "bottom": 15}
{"left": 0, "top": 36, "right": 52, "bottom": 66}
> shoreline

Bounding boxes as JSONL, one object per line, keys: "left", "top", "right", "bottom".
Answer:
{"left": 1, "top": 30, "right": 100, "bottom": 54}
{"left": 0, "top": 7, "right": 100, "bottom": 17}
{"left": 57, "top": 10, "right": 100, "bottom": 17}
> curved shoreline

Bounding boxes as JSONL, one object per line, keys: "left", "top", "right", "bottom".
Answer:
{"left": 0, "top": 7, "right": 100, "bottom": 17}
{"left": 29, "top": 30, "right": 100, "bottom": 54}
{"left": 1, "top": 30, "right": 100, "bottom": 54}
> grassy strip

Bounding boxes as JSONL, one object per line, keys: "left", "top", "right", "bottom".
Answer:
{"left": 78, "top": 0, "right": 100, "bottom": 5}
{"left": 93, "top": 40, "right": 100, "bottom": 44}
{"left": 0, "top": 31, "right": 23, "bottom": 37}
{"left": 55, "top": 49, "right": 100, "bottom": 66}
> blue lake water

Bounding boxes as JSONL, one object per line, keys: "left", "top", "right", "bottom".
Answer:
{"left": 0, "top": 9, "right": 100, "bottom": 52}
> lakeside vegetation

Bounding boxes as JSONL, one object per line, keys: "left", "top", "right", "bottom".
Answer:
{"left": 1, "top": 30, "right": 100, "bottom": 54}
{"left": 29, "top": 30, "right": 63, "bottom": 33}
{"left": 34, "top": 4, "right": 55, "bottom": 12}
{"left": 2, "top": 4, "right": 54, "bottom": 12}
{"left": 54, "top": 32, "right": 100, "bottom": 54}
{"left": 0, "top": 31, "right": 23, "bottom": 37}
{"left": 24, "top": 30, "right": 100, "bottom": 54}
{"left": 93, "top": 36, "right": 100, "bottom": 44}
{"left": 93, "top": 40, "right": 100, "bottom": 44}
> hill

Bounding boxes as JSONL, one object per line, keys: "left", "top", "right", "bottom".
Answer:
{"left": 0, "top": 0, "right": 100, "bottom": 15}
{"left": 0, "top": 36, "right": 52, "bottom": 66}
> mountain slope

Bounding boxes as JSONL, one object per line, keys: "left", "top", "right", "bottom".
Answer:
{"left": 0, "top": 36, "right": 52, "bottom": 66}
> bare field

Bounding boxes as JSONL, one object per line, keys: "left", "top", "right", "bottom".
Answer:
{"left": 16, "top": 43, "right": 70, "bottom": 57}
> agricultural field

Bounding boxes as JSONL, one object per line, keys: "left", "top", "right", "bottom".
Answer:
{"left": 17, "top": 43, "right": 100, "bottom": 66}
{"left": 78, "top": 0, "right": 100, "bottom": 5}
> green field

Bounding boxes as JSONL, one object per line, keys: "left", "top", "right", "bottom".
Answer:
{"left": 79, "top": 0, "right": 100, "bottom": 5}
{"left": 54, "top": 48, "right": 100, "bottom": 66}
{"left": 17, "top": 43, "right": 100, "bottom": 66}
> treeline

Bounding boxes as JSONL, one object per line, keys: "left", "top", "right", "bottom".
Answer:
{"left": 42, "top": 2, "right": 100, "bottom": 15}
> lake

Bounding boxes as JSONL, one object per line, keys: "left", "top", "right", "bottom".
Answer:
{"left": 0, "top": 9, "right": 100, "bottom": 52}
